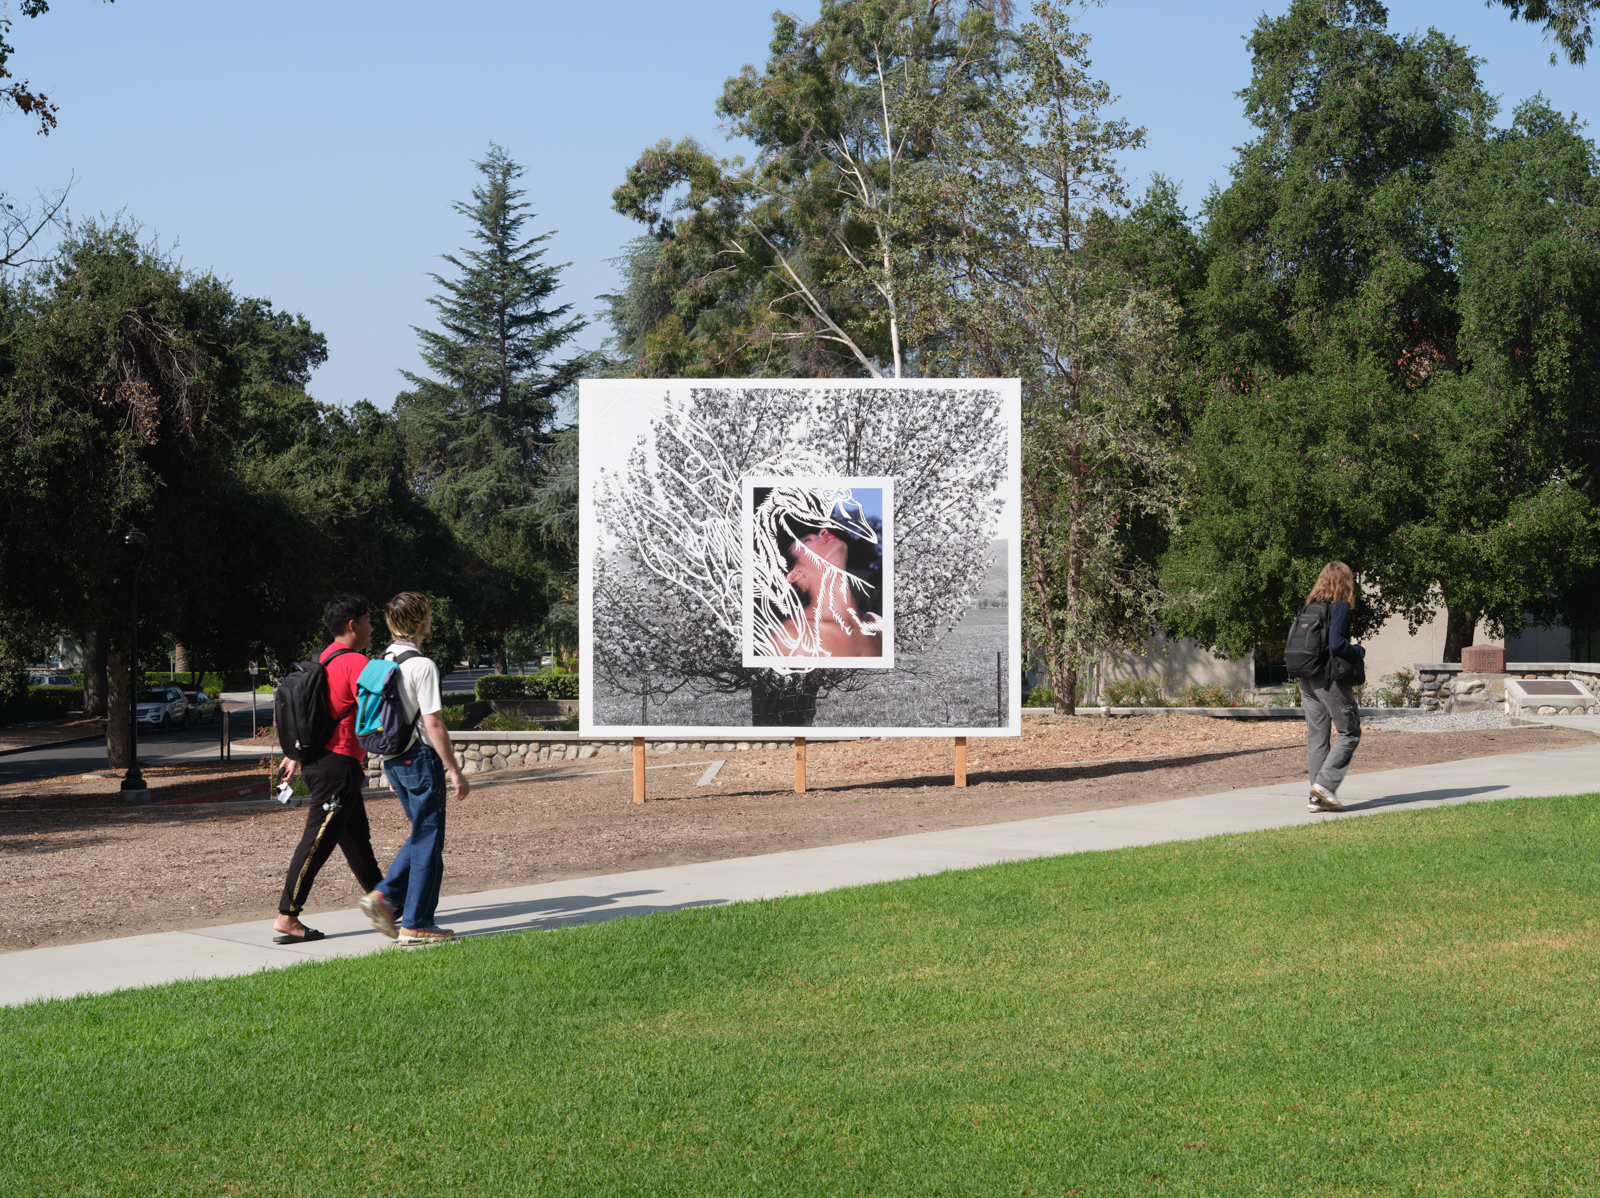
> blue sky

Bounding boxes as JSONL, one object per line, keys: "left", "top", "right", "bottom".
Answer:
{"left": 4, "top": 1, "right": 1590, "bottom": 413}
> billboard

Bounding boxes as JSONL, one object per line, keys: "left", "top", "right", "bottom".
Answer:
{"left": 579, "top": 379, "right": 1021, "bottom": 738}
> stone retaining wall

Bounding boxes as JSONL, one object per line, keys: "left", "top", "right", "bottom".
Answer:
{"left": 360, "top": 732, "right": 806, "bottom": 786}
{"left": 1414, "top": 663, "right": 1600, "bottom": 715}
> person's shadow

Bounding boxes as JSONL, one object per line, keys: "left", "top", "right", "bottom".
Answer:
{"left": 1339, "top": 784, "right": 1507, "bottom": 812}
{"left": 437, "top": 889, "right": 725, "bottom": 937}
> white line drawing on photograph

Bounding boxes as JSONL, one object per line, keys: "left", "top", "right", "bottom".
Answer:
{"left": 580, "top": 379, "right": 1021, "bottom": 737}
{"left": 742, "top": 477, "right": 894, "bottom": 670}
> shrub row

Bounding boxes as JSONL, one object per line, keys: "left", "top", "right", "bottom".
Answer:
{"left": 0, "top": 686, "right": 87, "bottom": 724}
{"left": 475, "top": 672, "right": 579, "bottom": 701}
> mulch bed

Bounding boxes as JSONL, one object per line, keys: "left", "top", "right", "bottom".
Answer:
{"left": 0, "top": 716, "right": 107, "bottom": 753}
{"left": 1, "top": 716, "right": 1593, "bottom": 954}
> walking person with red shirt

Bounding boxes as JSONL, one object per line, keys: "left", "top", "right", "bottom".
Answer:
{"left": 271, "top": 595, "right": 385, "bottom": 944}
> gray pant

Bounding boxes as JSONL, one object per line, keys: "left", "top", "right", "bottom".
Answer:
{"left": 1302, "top": 673, "right": 1361, "bottom": 792}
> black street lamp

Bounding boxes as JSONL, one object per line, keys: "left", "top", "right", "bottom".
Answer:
{"left": 120, "top": 529, "right": 150, "bottom": 803}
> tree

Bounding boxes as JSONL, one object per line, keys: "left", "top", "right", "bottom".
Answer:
{"left": 0, "top": 221, "right": 236, "bottom": 765}
{"left": 1487, "top": 0, "right": 1597, "bottom": 63}
{"left": 1162, "top": 0, "right": 1600, "bottom": 663}
{"left": 396, "top": 144, "right": 589, "bottom": 671}
{"left": 609, "top": 1, "right": 1012, "bottom": 379}
{"left": 903, "top": 0, "right": 1185, "bottom": 714}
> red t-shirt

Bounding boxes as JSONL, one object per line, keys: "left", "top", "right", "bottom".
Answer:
{"left": 320, "top": 643, "right": 368, "bottom": 760}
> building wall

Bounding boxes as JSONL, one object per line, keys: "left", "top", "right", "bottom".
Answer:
{"left": 1360, "top": 608, "right": 1503, "bottom": 682}
{"left": 1099, "top": 634, "right": 1253, "bottom": 698}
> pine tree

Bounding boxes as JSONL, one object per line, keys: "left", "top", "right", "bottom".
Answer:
{"left": 397, "top": 145, "right": 588, "bottom": 666}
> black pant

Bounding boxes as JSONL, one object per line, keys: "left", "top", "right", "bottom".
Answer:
{"left": 278, "top": 751, "right": 382, "bottom": 916}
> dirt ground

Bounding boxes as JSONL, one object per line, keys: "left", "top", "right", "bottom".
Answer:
{"left": 2, "top": 715, "right": 1593, "bottom": 953}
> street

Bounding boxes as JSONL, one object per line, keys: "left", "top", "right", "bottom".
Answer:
{"left": 0, "top": 666, "right": 512, "bottom": 788}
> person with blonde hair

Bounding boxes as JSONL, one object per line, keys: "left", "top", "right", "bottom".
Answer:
{"left": 1288, "top": 561, "right": 1366, "bottom": 812}
{"left": 355, "top": 591, "right": 470, "bottom": 946}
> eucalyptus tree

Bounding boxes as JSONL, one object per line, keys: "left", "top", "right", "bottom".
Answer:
{"left": 904, "top": 1, "right": 1186, "bottom": 713}
{"left": 1487, "top": 0, "right": 1596, "bottom": 63}
{"left": 609, "top": 0, "right": 1012, "bottom": 379}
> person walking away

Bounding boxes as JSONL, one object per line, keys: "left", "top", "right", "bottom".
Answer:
{"left": 356, "top": 592, "right": 470, "bottom": 946}
{"left": 271, "top": 595, "right": 384, "bottom": 944}
{"left": 1287, "top": 562, "right": 1366, "bottom": 813}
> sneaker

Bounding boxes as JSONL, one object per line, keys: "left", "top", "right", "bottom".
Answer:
{"left": 1310, "top": 783, "right": 1343, "bottom": 811}
{"left": 358, "top": 891, "right": 398, "bottom": 939}
{"left": 1307, "top": 796, "right": 1324, "bottom": 813}
{"left": 397, "top": 925, "right": 455, "bottom": 946}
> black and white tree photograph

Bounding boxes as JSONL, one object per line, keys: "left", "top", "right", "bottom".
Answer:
{"left": 579, "top": 380, "right": 1020, "bottom": 735}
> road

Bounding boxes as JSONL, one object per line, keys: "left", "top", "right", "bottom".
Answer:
{"left": 0, "top": 666, "right": 515, "bottom": 788}
{"left": 0, "top": 704, "right": 272, "bottom": 789}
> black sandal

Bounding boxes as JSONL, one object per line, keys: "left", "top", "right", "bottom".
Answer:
{"left": 273, "top": 927, "right": 326, "bottom": 945}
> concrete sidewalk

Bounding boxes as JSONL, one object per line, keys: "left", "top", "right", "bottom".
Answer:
{"left": 8, "top": 739, "right": 1600, "bottom": 1007}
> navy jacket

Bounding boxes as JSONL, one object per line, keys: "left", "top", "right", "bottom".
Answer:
{"left": 1326, "top": 601, "right": 1366, "bottom": 663}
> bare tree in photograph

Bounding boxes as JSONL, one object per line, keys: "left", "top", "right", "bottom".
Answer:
{"left": 592, "top": 383, "right": 1006, "bottom": 726}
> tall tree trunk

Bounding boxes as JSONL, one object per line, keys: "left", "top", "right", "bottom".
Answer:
{"left": 1442, "top": 607, "right": 1478, "bottom": 664}
{"left": 751, "top": 673, "right": 821, "bottom": 726}
{"left": 82, "top": 624, "right": 108, "bottom": 718}
{"left": 106, "top": 642, "right": 132, "bottom": 769}
{"left": 493, "top": 644, "right": 508, "bottom": 676}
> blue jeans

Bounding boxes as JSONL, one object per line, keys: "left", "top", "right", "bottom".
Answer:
{"left": 377, "top": 740, "right": 447, "bottom": 930}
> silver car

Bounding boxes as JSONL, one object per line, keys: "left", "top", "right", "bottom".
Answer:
{"left": 136, "top": 686, "right": 189, "bottom": 732}
{"left": 184, "top": 690, "right": 222, "bottom": 724}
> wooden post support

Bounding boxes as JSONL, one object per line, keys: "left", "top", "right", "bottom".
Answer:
{"left": 632, "top": 737, "right": 646, "bottom": 803}
{"left": 794, "top": 736, "right": 806, "bottom": 794}
{"left": 954, "top": 736, "right": 967, "bottom": 787}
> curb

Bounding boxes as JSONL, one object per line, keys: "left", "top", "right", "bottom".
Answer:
{"left": 148, "top": 781, "right": 270, "bottom": 807}
{"left": 0, "top": 733, "right": 105, "bottom": 758}
{"left": 1022, "top": 706, "right": 1417, "bottom": 719}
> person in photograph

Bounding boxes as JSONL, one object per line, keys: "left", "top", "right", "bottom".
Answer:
{"left": 760, "top": 502, "right": 885, "bottom": 659}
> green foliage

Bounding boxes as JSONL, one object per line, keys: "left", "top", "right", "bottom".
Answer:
{"left": 474, "top": 672, "right": 579, "bottom": 701}
{"left": 905, "top": 2, "right": 1185, "bottom": 714}
{"left": 395, "top": 145, "right": 588, "bottom": 665}
{"left": 1488, "top": 0, "right": 1597, "bottom": 64}
{"left": 609, "top": 1, "right": 1011, "bottom": 379}
{"left": 1373, "top": 669, "right": 1420, "bottom": 709}
{"left": 1180, "top": 682, "right": 1239, "bottom": 708}
{"left": 438, "top": 703, "right": 467, "bottom": 731}
{"left": 3, "top": 685, "right": 83, "bottom": 722}
{"left": 1162, "top": 2, "right": 1600, "bottom": 663}
{"left": 1023, "top": 684, "right": 1054, "bottom": 708}
{"left": 1101, "top": 676, "right": 1172, "bottom": 707}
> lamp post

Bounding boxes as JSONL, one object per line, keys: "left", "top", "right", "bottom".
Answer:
{"left": 119, "top": 529, "right": 150, "bottom": 803}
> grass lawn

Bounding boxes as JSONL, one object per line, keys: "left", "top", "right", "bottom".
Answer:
{"left": 6, "top": 795, "right": 1600, "bottom": 1196}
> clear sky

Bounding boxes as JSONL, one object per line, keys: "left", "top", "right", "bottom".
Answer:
{"left": 4, "top": 2, "right": 1590, "bottom": 413}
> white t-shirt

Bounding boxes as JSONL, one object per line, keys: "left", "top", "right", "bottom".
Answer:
{"left": 382, "top": 641, "right": 442, "bottom": 759}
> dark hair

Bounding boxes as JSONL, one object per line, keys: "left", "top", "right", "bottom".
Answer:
{"left": 755, "top": 487, "right": 884, "bottom": 619}
{"left": 323, "top": 594, "right": 370, "bottom": 641}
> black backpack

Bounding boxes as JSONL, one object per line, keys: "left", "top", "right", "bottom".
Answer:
{"left": 274, "top": 646, "right": 358, "bottom": 763}
{"left": 1284, "top": 603, "right": 1330, "bottom": 679}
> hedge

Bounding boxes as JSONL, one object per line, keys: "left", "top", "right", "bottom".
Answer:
{"left": 0, "top": 686, "right": 86, "bottom": 724}
{"left": 475, "top": 673, "right": 579, "bottom": 701}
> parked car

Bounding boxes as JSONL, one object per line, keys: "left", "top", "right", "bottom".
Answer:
{"left": 29, "top": 673, "right": 75, "bottom": 688}
{"left": 136, "top": 686, "right": 190, "bottom": 732}
{"left": 184, "top": 691, "right": 222, "bottom": 725}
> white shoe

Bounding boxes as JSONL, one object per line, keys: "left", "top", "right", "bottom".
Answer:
{"left": 1310, "top": 783, "right": 1343, "bottom": 811}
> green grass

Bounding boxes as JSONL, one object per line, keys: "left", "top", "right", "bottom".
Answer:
{"left": 7, "top": 796, "right": 1600, "bottom": 1196}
